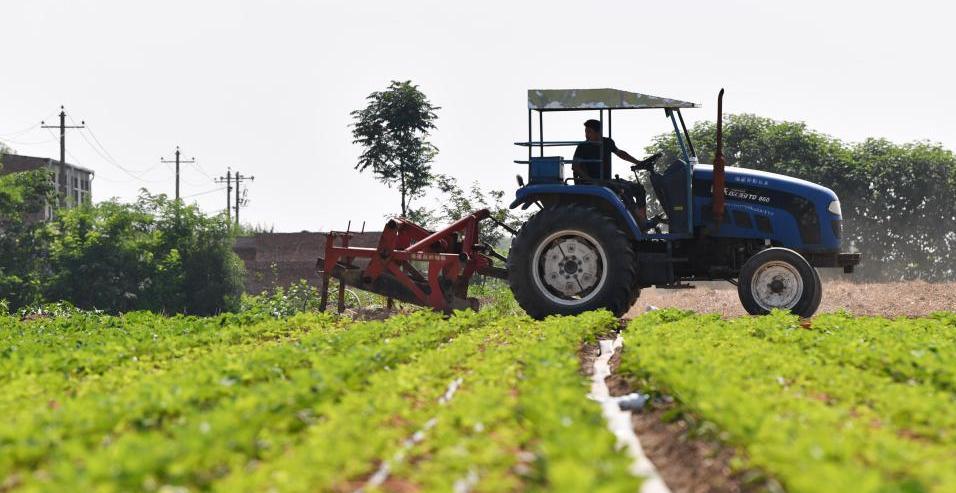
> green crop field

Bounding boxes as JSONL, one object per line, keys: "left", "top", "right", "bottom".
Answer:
{"left": 618, "top": 309, "right": 956, "bottom": 493}
{"left": 2, "top": 306, "right": 955, "bottom": 493}
{"left": 0, "top": 309, "right": 635, "bottom": 493}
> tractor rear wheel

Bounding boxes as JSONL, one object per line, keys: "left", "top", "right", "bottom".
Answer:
{"left": 507, "top": 204, "right": 637, "bottom": 320}
{"left": 738, "top": 247, "right": 821, "bottom": 318}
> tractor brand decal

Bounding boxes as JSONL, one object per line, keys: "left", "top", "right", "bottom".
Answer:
{"left": 734, "top": 203, "right": 776, "bottom": 217}
{"left": 724, "top": 187, "right": 771, "bottom": 204}
{"left": 732, "top": 176, "right": 770, "bottom": 187}
{"left": 695, "top": 179, "right": 776, "bottom": 206}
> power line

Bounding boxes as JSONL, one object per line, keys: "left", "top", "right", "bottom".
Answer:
{"left": 58, "top": 144, "right": 164, "bottom": 187}
{"left": 0, "top": 109, "right": 59, "bottom": 137}
{"left": 67, "top": 116, "right": 171, "bottom": 184}
{"left": 74, "top": 127, "right": 159, "bottom": 182}
{"left": 0, "top": 122, "right": 42, "bottom": 138}
{"left": 0, "top": 135, "right": 59, "bottom": 146}
{"left": 80, "top": 121, "right": 159, "bottom": 176}
{"left": 77, "top": 121, "right": 121, "bottom": 166}
{"left": 182, "top": 186, "right": 226, "bottom": 199}
{"left": 193, "top": 160, "right": 216, "bottom": 180}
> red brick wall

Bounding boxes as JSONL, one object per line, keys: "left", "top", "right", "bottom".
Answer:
{"left": 234, "top": 232, "right": 381, "bottom": 294}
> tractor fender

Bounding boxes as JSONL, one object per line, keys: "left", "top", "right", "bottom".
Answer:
{"left": 509, "top": 184, "right": 646, "bottom": 240}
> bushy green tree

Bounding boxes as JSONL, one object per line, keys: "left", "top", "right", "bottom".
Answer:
{"left": 42, "top": 200, "right": 155, "bottom": 312}
{"left": 427, "top": 174, "right": 525, "bottom": 248}
{"left": 351, "top": 80, "right": 439, "bottom": 216}
{"left": 646, "top": 114, "right": 956, "bottom": 281}
{"left": 0, "top": 165, "right": 56, "bottom": 307}
{"left": 43, "top": 192, "right": 245, "bottom": 314}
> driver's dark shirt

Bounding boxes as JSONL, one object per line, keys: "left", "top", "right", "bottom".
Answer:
{"left": 573, "top": 137, "right": 616, "bottom": 180}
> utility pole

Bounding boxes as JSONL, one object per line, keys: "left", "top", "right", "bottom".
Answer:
{"left": 160, "top": 146, "right": 196, "bottom": 200}
{"left": 41, "top": 106, "right": 84, "bottom": 164}
{"left": 214, "top": 168, "right": 232, "bottom": 221}
{"left": 233, "top": 171, "right": 255, "bottom": 225}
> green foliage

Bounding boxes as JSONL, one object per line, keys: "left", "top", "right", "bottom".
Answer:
{"left": 351, "top": 80, "right": 440, "bottom": 216}
{"left": 646, "top": 114, "right": 956, "bottom": 281}
{"left": 239, "top": 279, "right": 391, "bottom": 318}
{"left": 427, "top": 174, "right": 527, "bottom": 247}
{"left": 0, "top": 168, "right": 56, "bottom": 307}
{"left": 41, "top": 191, "right": 245, "bottom": 315}
{"left": 619, "top": 309, "right": 956, "bottom": 493}
{"left": 0, "top": 309, "right": 636, "bottom": 492}
{"left": 218, "top": 310, "right": 632, "bottom": 492}
{"left": 239, "top": 279, "right": 325, "bottom": 318}
{"left": 470, "top": 278, "right": 525, "bottom": 317}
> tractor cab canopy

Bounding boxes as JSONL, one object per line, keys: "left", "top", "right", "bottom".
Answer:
{"left": 516, "top": 88, "right": 701, "bottom": 174}
{"left": 514, "top": 88, "right": 702, "bottom": 237}
{"left": 527, "top": 88, "right": 699, "bottom": 111}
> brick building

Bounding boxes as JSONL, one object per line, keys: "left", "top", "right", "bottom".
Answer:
{"left": 0, "top": 153, "right": 93, "bottom": 221}
{"left": 234, "top": 231, "right": 382, "bottom": 294}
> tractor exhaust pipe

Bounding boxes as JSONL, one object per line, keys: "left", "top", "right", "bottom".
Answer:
{"left": 712, "top": 88, "right": 726, "bottom": 228}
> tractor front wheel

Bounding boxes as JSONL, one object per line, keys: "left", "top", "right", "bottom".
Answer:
{"left": 507, "top": 205, "right": 637, "bottom": 320}
{"left": 738, "top": 247, "right": 822, "bottom": 318}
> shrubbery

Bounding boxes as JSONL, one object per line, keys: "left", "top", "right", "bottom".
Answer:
{"left": 0, "top": 168, "right": 56, "bottom": 307}
{"left": 0, "top": 186, "right": 244, "bottom": 315}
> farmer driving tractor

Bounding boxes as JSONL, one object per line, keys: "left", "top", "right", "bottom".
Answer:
{"left": 572, "top": 119, "right": 659, "bottom": 229}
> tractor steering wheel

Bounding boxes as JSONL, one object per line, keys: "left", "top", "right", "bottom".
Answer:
{"left": 630, "top": 152, "right": 663, "bottom": 172}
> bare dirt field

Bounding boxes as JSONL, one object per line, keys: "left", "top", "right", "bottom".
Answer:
{"left": 626, "top": 280, "right": 956, "bottom": 319}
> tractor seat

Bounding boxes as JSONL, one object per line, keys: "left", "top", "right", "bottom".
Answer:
{"left": 649, "top": 160, "right": 688, "bottom": 225}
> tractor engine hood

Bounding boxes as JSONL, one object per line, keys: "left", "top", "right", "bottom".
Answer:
{"left": 694, "top": 164, "right": 838, "bottom": 206}
{"left": 693, "top": 164, "right": 843, "bottom": 252}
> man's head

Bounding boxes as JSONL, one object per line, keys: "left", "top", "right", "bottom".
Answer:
{"left": 584, "top": 119, "right": 602, "bottom": 141}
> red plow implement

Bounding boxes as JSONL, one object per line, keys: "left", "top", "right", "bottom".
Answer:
{"left": 317, "top": 209, "right": 509, "bottom": 313}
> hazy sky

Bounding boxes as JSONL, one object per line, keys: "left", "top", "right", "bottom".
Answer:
{"left": 1, "top": 0, "right": 953, "bottom": 231}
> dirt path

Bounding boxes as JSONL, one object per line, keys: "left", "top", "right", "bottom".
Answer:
{"left": 582, "top": 339, "right": 763, "bottom": 493}
{"left": 627, "top": 280, "right": 956, "bottom": 319}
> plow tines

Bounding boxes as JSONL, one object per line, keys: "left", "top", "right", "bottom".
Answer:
{"left": 317, "top": 209, "right": 507, "bottom": 313}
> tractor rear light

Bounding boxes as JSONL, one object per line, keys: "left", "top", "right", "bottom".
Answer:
{"left": 828, "top": 200, "right": 842, "bottom": 216}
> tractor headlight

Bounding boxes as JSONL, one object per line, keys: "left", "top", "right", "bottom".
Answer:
{"left": 828, "top": 200, "right": 842, "bottom": 216}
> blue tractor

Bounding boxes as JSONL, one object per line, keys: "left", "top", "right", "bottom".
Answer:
{"left": 507, "top": 88, "right": 861, "bottom": 319}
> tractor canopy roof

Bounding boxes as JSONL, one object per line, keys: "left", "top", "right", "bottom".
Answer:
{"left": 528, "top": 88, "right": 699, "bottom": 111}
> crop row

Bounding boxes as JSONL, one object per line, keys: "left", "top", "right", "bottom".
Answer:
{"left": 3, "top": 310, "right": 485, "bottom": 491}
{"left": 618, "top": 309, "right": 956, "bottom": 493}
{"left": 3, "top": 309, "right": 638, "bottom": 493}
{"left": 216, "top": 310, "right": 635, "bottom": 493}
{"left": 0, "top": 311, "right": 316, "bottom": 381}
{"left": 0, "top": 314, "right": 333, "bottom": 417}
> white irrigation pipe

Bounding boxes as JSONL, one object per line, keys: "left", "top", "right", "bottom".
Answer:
{"left": 355, "top": 377, "right": 464, "bottom": 493}
{"left": 590, "top": 336, "right": 670, "bottom": 493}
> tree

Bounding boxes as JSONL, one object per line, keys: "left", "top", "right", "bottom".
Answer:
{"left": 0, "top": 165, "right": 56, "bottom": 307}
{"left": 351, "top": 80, "right": 439, "bottom": 216}
{"left": 404, "top": 175, "right": 527, "bottom": 249}
{"left": 428, "top": 174, "right": 526, "bottom": 248}
{"left": 646, "top": 114, "right": 956, "bottom": 281}
{"left": 43, "top": 191, "right": 245, "bottom": 314}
